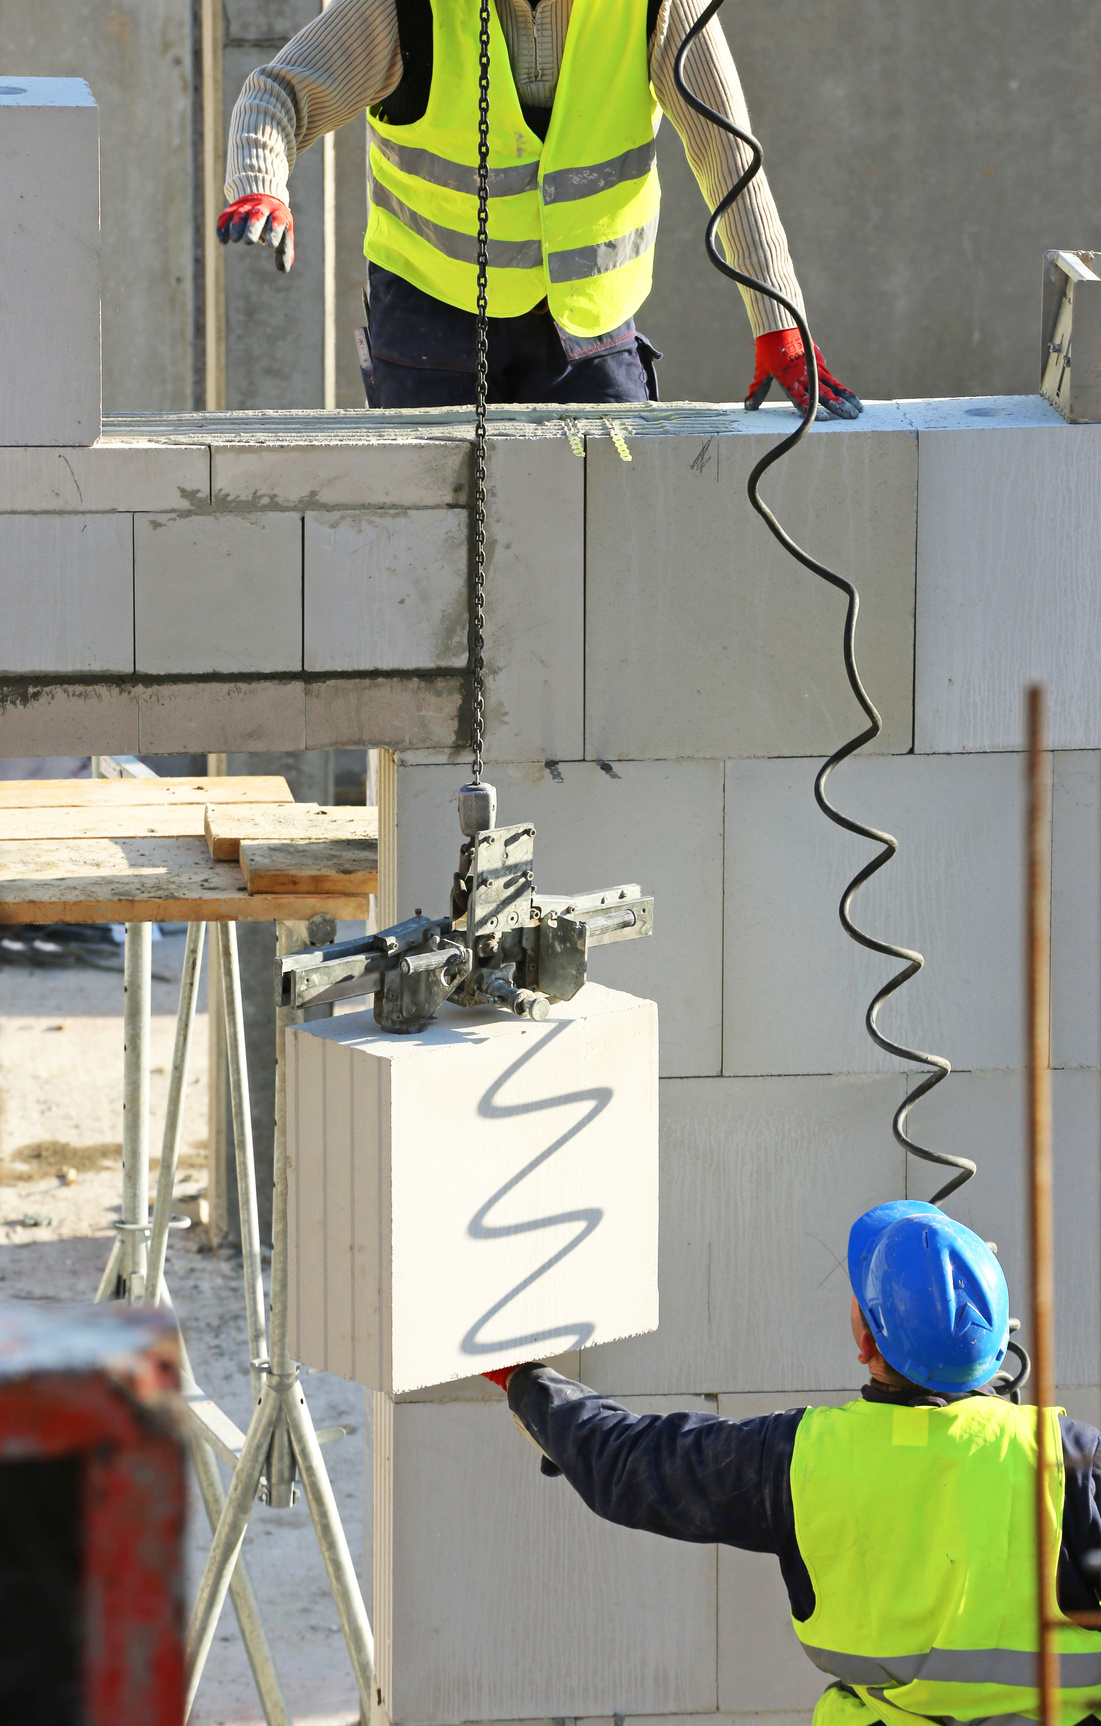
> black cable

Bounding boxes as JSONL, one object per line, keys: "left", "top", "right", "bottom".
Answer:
{"left": 673, "top": 1, "right": 973, "bottom": 1203}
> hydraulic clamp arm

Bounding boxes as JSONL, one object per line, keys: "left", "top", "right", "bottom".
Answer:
{"left": 276, "top": 805, "right": 653, "bottom": 1035}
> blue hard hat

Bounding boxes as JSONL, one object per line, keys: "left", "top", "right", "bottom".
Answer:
{"left": 847, "top": 1201, "right": 1009, "bottom": 1394}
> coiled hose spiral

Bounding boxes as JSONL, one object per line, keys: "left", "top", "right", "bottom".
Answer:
{"left": 672, "top": 2, "right": 974, "bottom": 1206}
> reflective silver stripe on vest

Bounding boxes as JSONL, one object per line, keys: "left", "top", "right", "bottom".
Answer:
{"left": 804, "top": 1645, "right": 1101, "bottom": 1689}
{"left": 541, "top": 138, "right": 657, "bottom": 204}
{"left": 547, "top": 212, "right": 659, "bottom": 282}
{"left": 369, "top": 126, "right": 538, "bottom": 199}
{"left": 865, "top": 1690, "right": 1041, "bottom": 1726}
{"left": 369, "top": 180, "right": 543, "bottom": 271}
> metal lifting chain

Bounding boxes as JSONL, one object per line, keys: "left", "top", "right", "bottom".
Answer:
{"left": 470, "top": 0, "right": 492, "bottom": 786}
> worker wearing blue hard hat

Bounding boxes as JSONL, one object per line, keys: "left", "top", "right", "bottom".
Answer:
{"left": 486, "top": 1200, "right": 1101, "bottom": 1726}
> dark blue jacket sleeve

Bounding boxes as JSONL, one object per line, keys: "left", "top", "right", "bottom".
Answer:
{"left": 507, "top": 1364, "right": 817, "bottom": 1619}
{"left": 1059, "top": 1415, "right": 1101, "bottom": 1612}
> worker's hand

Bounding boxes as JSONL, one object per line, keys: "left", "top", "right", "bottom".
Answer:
{"left": 482, "top": 1366, "right": 522, "bottom": 1392}
{"left": 746, "top": 328, "right": 862, "bottom": 420}
{"left": 217, "top": 194, "right": 295, "bottom": 273}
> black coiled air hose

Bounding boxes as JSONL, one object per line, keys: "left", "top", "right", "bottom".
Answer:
{"left": 672, "top": 1, "right": 974, "bottom": 1205}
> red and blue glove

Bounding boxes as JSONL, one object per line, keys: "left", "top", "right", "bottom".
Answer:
{"left": 482, "top": 1366, "right": 521, "bottom": 1392}
{"left": 746, "top": 328, "right": 862, "bottom": 420}
{"left": 217, "top": 193, "right": 295, "bottom": 273}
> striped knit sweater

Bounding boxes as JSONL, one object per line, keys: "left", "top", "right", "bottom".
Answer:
{"left": 225, "top": 0, "right": 805, "bottom": 338}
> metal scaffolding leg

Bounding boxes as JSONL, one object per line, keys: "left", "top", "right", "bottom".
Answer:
{"left": 119, "top": 920, "right": 152, "bottom": 1301}
{"left": 184, "top": 921, "right": 375, "bottom": 1719}
{"left": 215, "top": 923, "right": 269, "bottom": 1393}
{"left": 186, "top": 1384, "right": 282, "bottom": 1718}
{"left": 164, "top": 1295, "right": 291, "bottom": 1726}
{"left": 287, "top": 1381, "right": 375, "bottom": 1718}
{"left": 275, "top": 920, "right": 374, "bottom": 1708}
{"left": 147, "top": 921, "right": 207, "bottom": 1297}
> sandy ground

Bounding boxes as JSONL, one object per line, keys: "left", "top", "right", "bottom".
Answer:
{"left": 0, "top": 932, "right": 367, "bottom": 1726}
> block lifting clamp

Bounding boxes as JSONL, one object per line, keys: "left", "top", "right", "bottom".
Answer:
{"left": 277, "top": 783, "right": 653, "bottom": 1033}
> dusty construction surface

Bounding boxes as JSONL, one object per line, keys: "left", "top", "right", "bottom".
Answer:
{"left": 0, "top": 932, "right": 365, "bottom": 1726}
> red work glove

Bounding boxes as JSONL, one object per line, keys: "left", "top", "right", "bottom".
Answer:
{"left": 217, "top": 193, "right": 295, "bottom": 273}
{"left": 746, "top": 328, "right": 862, "bottom": 420}
{"left": 482, "top": 1366, "right": 521, "bottom": 1392}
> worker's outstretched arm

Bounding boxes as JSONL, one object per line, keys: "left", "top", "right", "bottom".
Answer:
{"left": 650, "top": 0, "right": 861, "bottom": 417}
{"left": 507, "top": 1366, "right": 808, "bottom": 1561}
{"left": 220, "top": 0, "right": 403, "bottom": 270}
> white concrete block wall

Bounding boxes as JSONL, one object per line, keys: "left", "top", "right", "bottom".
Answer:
{"left": 584, "top": 412, "right": 917, "bottom": 762}
{"left": 578, "top": 1075, "right": 905, "bottom": 1397}
{"left": 379, "top": 405, "right": 1100, "bottom": 1724}
{"left": 1051, "top": 751, "right": 1100, "bottom": 1070}
{"left": 723, "top": 752, "right": 1028, "bottom": 1077}
{"left": 0, "top": 80, "right": 100, "bottom": 446}
{"left": 374, "top": 1394, "right": 719, "bottom": 1725}
{"left": 0, "top": 514, "right": 133, "bottom": 673}
{"left": 304, "top": 508, "right": 468, "bottom": 673}
{"left": 133, "top": 512, "right": 302, "bottom": 674}
{"left": 914, "top": 422, "right": 1101, "bottom": 752}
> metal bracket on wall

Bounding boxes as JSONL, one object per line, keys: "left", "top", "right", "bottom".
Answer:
{"left": 1040, "top": 249, "right": 1101, "bottom": 423}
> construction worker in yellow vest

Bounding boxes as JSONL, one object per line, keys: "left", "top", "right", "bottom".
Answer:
{"left": 219, "top": 0, "right": 861, "bottom": 415}
{"left": 484, "top": 1202, "right": 1101, "bottom": 1726}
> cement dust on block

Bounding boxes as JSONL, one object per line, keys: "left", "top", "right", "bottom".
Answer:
{"left": 0, "top": 932, "right": 366, "bottom": 1726}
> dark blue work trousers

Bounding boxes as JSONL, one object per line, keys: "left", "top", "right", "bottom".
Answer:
{"left": 362, "top": 264, "right": 659, "bottom": 407}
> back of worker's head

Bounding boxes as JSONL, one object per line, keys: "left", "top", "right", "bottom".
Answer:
{"left": 848, "top": 1201, "right": 1009, "bottom": 1393}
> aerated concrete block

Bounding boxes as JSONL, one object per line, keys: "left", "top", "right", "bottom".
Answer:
{"left": 717, "top": 1390, "right": 860, "bottom": 1715}
{"left": 134, "top": 512, "right": 302, "bottom": 674}
{"left": 392, "top": 758, "right": 724, "bottom": 1077}
{"left": 286, "top": 984, "right": 658, "bottom": 1395}
{"left": 481, "top": 439, "right": 584, "bottom": 764}
{"left": 0, "top": 681, "right": 139, "bottom": 756}
{"left": 579, "top": 1074, "right": 905, "bottom": 1397}
{"left": 137, "top": 679, "right": 306, "bottom": 754}
{"left": 913, "top": 1068, "right": 1100, "bottom": 1387}
{"left": 305, "top": 676, "right": 464, "bottom": 751}
{"left": 915, "top": 425, "right": 1101, "bottom": 752}
{"left": 1051, "top": 752, "right": 1100, "bottom": 1071}
{"left": 304, "top": 509, "right": 468, "bottom": 672}
{"left": 212, "top": 442, "right": 466, "bottom": 510}
{"left": 724, "top": 753, "right": 1026, "bottom": 1078}
{"left": 374, "top": 1393, "right": 717, "bottom": 1723}
{"left": 0, "top": 80, "right": 100, "bottom": 445}
{"left": 898, "top": 396, "right": 1064, "bottom": 432}
{"left": 585, "top": 425, "right": 916, "bottom": 762}
{"left": 0, "top": 514, "right": 133, "bottom": 674}
{"left": 0, "top": 443, "right": 209, "bottom": 512}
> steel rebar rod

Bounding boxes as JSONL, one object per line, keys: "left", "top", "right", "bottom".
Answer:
{"left": 147, "top": 921, "right": 207, "bottom": 1300}
{"left": 1026, "top": 685, "right": 1059, "bottom": 1726}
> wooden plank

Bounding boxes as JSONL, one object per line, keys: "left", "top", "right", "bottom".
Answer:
{"left": 0, "top": 806, "right": 208, "bottom": 842}
{"left": 205, "top": 802, "right": 379, "bottom": 861}
{"left": 241, "top": 839, "right": 379, "bottom": 897}
{"left": 0, "top": 837, "right": 369, "bottom": 923}
{"left": 0, "top": 776, "right": 294, "bottom": 810}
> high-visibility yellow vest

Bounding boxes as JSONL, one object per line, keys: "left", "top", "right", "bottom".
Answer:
{"left": 364, "top": 0, "right": 661, "bottom": 336}
{"left": 790, "top": 1400, "right": 1101, "bottom": 1726}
